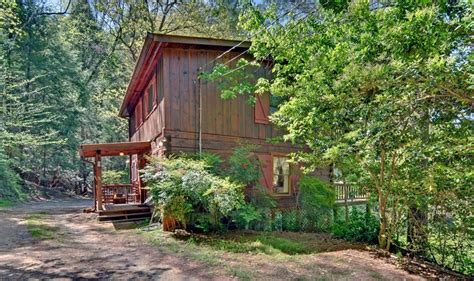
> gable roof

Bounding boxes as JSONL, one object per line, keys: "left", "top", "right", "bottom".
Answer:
{"left": 118, "top": 33, "right": 251, "bottom": 118}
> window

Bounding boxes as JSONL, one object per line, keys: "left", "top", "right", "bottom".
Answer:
{"left": 135, "top": 100, "right": 142, "bottom": 129}
{"left": 141, "top": 97, "right": 146, "bottom": 122}
{"left": 273, "top": 156, "right": 290, "bottom": 194}
{"left": 147, "top": 81, "right": 154, "bottom": 114}
{"left": 130, "top": 113, "right": 136, "bottom": 133}
{"left": 156, "top": 57, "right": 164, "bottom": 104}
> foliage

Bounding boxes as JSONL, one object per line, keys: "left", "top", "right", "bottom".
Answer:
{"left": 178, "top": 232, "right": 308, "bottom": 255}
{"left": 0, "top": 148, "right": 23, "bottom": 201}
{"left": 0, "top": 199, "right": 13, "bottom": 208}
{"left": 142, "top": 155, "right": 244, "bottom": 230}
{"left": 189, "top": 213, "right": 214, "bottom": 233}
{"left": 299, "top": 176, "right": 335, "bottom": 232}
{"left": 26, "top": 213, "right": 60, "bottom": 240}
{"left": 232, "top": 203, "right": 262, "bottom": 230}
{"left": 206, "top": 1, "right": 473, "bottom": 273}
{"left": 0, "top": 0, "right": 265, "bottom": 200}
{"left": 224, "top": 144, "right": 277, "bottom": 231}
{"left": 102, "top": 170, "right": 128, "bottom": 184}
{"left": 226, "top": 144, "right": 261, "bottom": 185}
{"left": 332, "top": 207, "right": 379, "bottom": 244}
{"left": 281, "top": 209, "right": 301, "bottom": 232}
{"left": 181, "top": 152, "right": 224, "bottom": 175}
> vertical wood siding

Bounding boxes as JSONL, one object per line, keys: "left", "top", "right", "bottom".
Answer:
{"left": 162, "top": 47, "right": 280, "bottom": 141}
{"left": 130, "top": 57, "right": 165, "bottom": 142}
{"left": 127, "top": 45, "right": 331, "bottom": 207}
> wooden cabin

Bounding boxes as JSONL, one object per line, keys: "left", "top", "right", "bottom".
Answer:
{"left": 79, "top": 34, "right": 368, "bottom": 221}
{"left": 118, "top": 33, "right": 332, "bottom": 208}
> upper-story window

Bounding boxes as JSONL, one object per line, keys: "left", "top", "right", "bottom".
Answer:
{"left": 156, "top": 57, "right": 164, "bottom": 104}
{"left": 141, "top": 96, "right": 146, "bottom": 122}
{"left": 135, "top": 100, "right": 142, "bottom": 129}
{"left": 146, "top": 77, "right": 155, "bottom": 115}
{"left": 130, "top": 113, "right": 136, "bottom": 133}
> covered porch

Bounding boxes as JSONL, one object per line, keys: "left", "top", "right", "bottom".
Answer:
{"left": 79, "top": 141, "right": 151, "bottom": 218}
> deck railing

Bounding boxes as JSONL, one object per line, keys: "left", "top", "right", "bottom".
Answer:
{"left": 101, "top": 183, "right": 139, "bottom": 204}
{"left": 334, "top": 183, "right": 369, "bottom": 203}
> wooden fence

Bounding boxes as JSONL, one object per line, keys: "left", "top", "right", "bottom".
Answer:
{"left": 101, "top": 183, "right": 140, "bottom": 204}
{"left": 334, "top": 183, "right": 369, "bottom": 204}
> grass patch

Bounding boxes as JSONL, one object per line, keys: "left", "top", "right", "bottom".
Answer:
{"left": 26, "top": 213, "right": 60, "bottom": 240}
{"left": 179, "top": 233, "right": 308, "bottom": 255}
{"left": 0, "top": 199, "right": 13, "bottom": 208}
{"left": 229, "top": 267, "right": 254, "bottom": 280}
{"left": 140, "top": 229, "right": 362, "bottom": 280}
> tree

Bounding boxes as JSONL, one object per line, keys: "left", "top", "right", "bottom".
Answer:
{"left": 207, "top": 0, "right": 473, "bottom": 260}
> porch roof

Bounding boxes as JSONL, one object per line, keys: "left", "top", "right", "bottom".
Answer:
{"left": 79, "top": 141, "right": 151, "bottom": 158}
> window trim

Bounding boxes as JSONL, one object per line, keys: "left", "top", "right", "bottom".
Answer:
{"left": 156, "top": 56, "right": 164, "bottom": 105}
{"left": 135, "top": 99, "right": 143, "bottom": 130}
{"left": 145, "top": 75, "right": 157, "bottom": 119}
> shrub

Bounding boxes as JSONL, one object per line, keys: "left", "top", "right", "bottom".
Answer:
{"left": 0, "top": 148, "right": 23, "bottom": 201}
{"left": 225, "top": 144, "right": 277, "bottom": 231}
{"left": 142, "top": 156, "right": 244, "bottom": 231}
{"left": 246, "top": 184, "right": 276, "bottom": 231}
{"left": 332, "top": 207, "right": 379, "bottom": 244}
{"left": 282, "top": 209, "right": 301, "bottom": 232}
{"left": 102, "top": 170, "right": 128, "bottom": 184}
{"left": 181, "top": 152, "right": 223, "bottom": 175}
{"left": 273, "top": 211, "right": 283, "bottom": 231}
{"left": 226, "top": 144, "right": 260, "bottom": 184}
{"left": 232, "top": 203, "right": 262, "bottom": 230}
{"left": 299, "top": 176, "right": 336, "bottom": 232}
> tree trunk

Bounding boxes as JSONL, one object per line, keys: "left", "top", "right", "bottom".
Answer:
{"left": 407, "top": 205, "right": 428, "bottom": 255}
{"left": 407, "top": 108, "right": 430, "bottom": 255}
{"left": 379, "top": 215, "right": 388, "bottom": 249}
{"left": 378, "top": 196, "right": 390, "bottom": 250}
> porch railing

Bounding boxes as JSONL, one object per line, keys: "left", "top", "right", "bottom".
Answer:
{"left": 101, "top": 183, "right": 140, "bottom": 204}
{"left": 334, "top": 183, "right": 369, "bottom": 203}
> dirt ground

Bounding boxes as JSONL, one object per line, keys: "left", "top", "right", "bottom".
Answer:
{"left": 0, "top": 199, "right": 424, "bottom": 280}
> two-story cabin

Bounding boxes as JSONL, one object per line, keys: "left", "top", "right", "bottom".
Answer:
{"left": 119, "top": 34, "right": 331, "bottom": 207}
{"left": 81, "top": 34, "right": 361, "bottom": 220}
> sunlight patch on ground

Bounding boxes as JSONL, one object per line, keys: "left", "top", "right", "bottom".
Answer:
{"left": 26, "top": 213, "right": 61, "bottom": 240}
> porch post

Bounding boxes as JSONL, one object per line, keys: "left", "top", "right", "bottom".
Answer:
{"left": 95, "top": 151, "right": 103, "bottom": 211}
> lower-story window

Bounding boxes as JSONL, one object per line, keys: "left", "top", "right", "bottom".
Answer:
{"left": 273, "top": 156, "right": 290, "bottom": 194}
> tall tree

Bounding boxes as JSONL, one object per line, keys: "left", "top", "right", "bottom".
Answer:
{"left": 207, "top": 0, "right": 472, "bottom": 270}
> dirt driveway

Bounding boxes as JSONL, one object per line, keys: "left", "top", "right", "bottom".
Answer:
{"left": 0, "top": 199, "right": 423, "bottom": 280}
{"left": 0, "top": 199, "right": 214, "bottom": 280}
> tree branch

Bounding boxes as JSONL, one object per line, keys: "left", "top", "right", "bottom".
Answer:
{"left": 37, "top": 0, "right": 73, "bottom": 16}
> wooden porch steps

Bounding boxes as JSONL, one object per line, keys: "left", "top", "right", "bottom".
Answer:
{"left": 98, "top": 204, "right": 152, "bottom": 222}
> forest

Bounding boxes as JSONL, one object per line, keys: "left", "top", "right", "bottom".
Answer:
{"left": 1, "top": 0, "right": 252, "bottom": 198}
{"left": 0, "top": 0, "right": 473, "bottom": 278}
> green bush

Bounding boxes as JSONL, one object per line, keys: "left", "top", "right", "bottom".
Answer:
{"left": 225, "top": 145, "right": 277, "bottom": 231}
{"left": 299, "top": 176, "right": 335, "bottom": 232}
{"left": 232, "top": 203, "right": 262, "bottom": 230}
{"left": 181, "top": 152, "right": 223, "bottom": 175}
{"left": 0, "top": 148, "right": 23, "bottom": 201}
{"left": 142, "top": 155, "right": 244, "bottom": 231}
{"left": 189, "top": 213, "right": 214, "bottom": 233}
{"left": 226, "top": 144, "right": 260, "bottom": 184}
{"left": 282, "top": 209, "right": 301, "bottom": 232}
{"left": 102, "top": 170, "right": 128, "bottom": 184}
{"left": 332, "top": 207, "right": 379, "bottom": 244}
{"left": 273, "top": 211, "right": 283, "bottom": 231}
